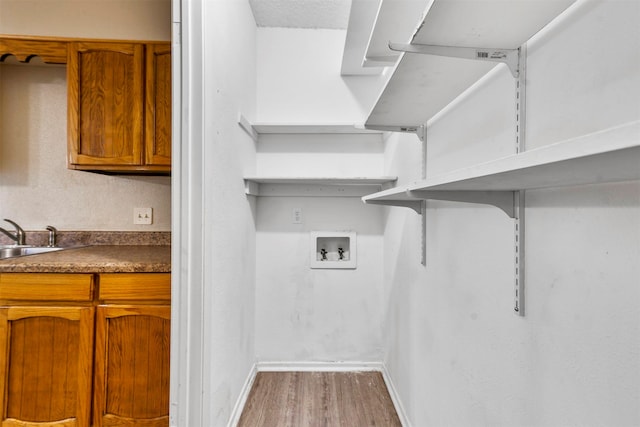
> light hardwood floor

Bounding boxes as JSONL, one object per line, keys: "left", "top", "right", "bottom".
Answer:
{"left": 238, "top": 371, "right": 402, "bottom": 427}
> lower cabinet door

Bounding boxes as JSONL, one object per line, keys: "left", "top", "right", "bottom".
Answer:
{"left": 93, "top": 305, "right": 170, "bottom": 427}
{"left": 0, "top": 306, "right": 95, "bottom": 427}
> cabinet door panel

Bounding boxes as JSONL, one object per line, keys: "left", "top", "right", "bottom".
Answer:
{"left": 68, "top": 42, "right": 144, "bottom": 166}
{"left": 94, "top": 306, "right": 170, "bottom": 427}
{"left": 0, "top": 307, "right": 94, "bottom": 427}
{"left": 145, "top": 43, "right": 172, "bottom": 166}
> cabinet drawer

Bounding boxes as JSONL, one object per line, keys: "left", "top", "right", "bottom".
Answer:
{"left": 0, "top": 273, "right": 94, "bottom": 302}
{"left": 98, "top": 273, "right": 170, "bottom": 302}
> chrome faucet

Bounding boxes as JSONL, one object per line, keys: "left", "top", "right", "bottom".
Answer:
{"left": 0, "top": 219, "right": 26, "bottom": 245}
{"left": 46, "top": 225, "right": 58, "bottom": 247}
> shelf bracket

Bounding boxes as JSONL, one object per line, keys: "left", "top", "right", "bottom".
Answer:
{"left": 364, "top": 199, "right": 423, "bottom": 214}
{"left": 364, "top": 124, "right": 426, "bottom": 142}
{"left": 389, "top": 42, "right": 521, "bottom": 78}
{"left": 409, "top": 190, "right": 516, "bottom": 218}
{"left": 238, "top": 114, "right": 259, "bottom": 143}
{"left": 245, "top": 180, "right": 260, "bottom": 196}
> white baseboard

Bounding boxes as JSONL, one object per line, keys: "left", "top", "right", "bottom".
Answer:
{"left": 227, "top": 361, "right": 411, "bottom": 427}
{"left": 257, "top": 360, "right": 384, "bottom": 372}
{"left": 227, "top": 363, "right": 258, "bottom": 427}
{"left": 381, "top": 364, "right": 411, "bottom": 427}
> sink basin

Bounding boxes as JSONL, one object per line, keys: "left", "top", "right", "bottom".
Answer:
{"left": 0, "top": 246, "right": 65, "bottom": 260}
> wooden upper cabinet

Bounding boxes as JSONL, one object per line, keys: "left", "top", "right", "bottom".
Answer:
{"left": 145, "top": 43, "right": 172, "bottom": 167}
{"left": 0, "top": 36, "right": 68, "bottom": 64}
{"left": 67, "top": 42, "right": 144, "bottom": 168}
{"left": 67, "top": 41, "right": 171, "bottom": 174}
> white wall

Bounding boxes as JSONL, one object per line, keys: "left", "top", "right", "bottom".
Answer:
{"left": 200, "top": 0, "right": 257, "bottom": 425}
{"left": 0, "top": 0, "right": 172, "bottom": 231}
{"left": 255, "top": 196, "right": 385, "bottom": 362}
{"left": 254, "top": 28, "right": 389, "bottom": 363}
{"left": 256, "top": 27, "right": 386, "bottom": 122}
{"left": 383, "top": 1, "right": 640, "bottom": 426}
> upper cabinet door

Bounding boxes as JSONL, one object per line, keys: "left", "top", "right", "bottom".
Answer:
{"left": 145, "top": 43, "right": 172, "bottom": 166}
{"left": 67, "top": 42, "right": 144, "bottom": 167}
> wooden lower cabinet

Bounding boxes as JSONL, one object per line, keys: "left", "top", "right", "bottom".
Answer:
{"left": 0, "top": 272, "right": 170, "bottom": 427}
{"left": 93, "top": 305, "right": 170, "bottom": 427}
{"left": 0, "top": 306, "right": 94, "bottom": 427}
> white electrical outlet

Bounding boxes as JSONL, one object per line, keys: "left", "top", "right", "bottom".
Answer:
{"left": 293, "top": 208, "right": 302, "bottom": 224}
{"left": 134, "top": 207, "right": 153, "bottom": 225}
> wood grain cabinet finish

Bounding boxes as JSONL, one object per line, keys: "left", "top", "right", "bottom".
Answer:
{"left": 0, "top": 306, "right": 94, "bottom": 427}
{"left": 67, "top": 41, "right": 171, "bottom": 174}
{"left": 0, "top": 274, "right": 95, "bottom": 426}
{"left": 0, "top": 273, "right": 94, "bottom": 302}
{"left": 145, "top": 44, "right": 172, "bottom": 167}
{"left": 0, "top": 36, "right": 68, "bottom": 64}
{"left": 93, "top": 273, "right": 171, "bottom": 427}
{"left": 0, "top": 272, "right": 171, "bottom": 427}
{"left": 99, "top": 273, "right": 171, "bottom": 303}
{"left": 93, "top": 305, "right": 170, "bottom": 427}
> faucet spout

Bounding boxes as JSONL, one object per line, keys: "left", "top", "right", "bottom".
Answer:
{"left": 46, "top": 225, "right": 58, "bottom": 247}
{"left": 0, "top": 219, "right": 26, "bottom": 245}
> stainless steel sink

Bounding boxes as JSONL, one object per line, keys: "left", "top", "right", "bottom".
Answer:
{"left": 0, "top": 246, "right": 65, "bottom": 260}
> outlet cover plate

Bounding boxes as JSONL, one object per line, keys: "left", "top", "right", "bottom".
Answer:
{"left": 134, "top": 207, "right": 153, "bottom": 225}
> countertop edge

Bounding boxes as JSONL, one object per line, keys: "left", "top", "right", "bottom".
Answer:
{"left": 0, "top": 245, "right": 171, "bottom": 274}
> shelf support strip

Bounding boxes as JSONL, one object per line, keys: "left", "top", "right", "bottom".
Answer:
{"left": 514, "top": 191, "right": 525, "bottom": 316}
{"left": 513, "top": 44, "right": 527, "bottom": 316}
{"left": 388, "top": 43, "right": 520, "bottom": 78}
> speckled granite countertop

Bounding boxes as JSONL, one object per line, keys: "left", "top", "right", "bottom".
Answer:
{"left": 0, "top": 245, "right": 171, "bottom": 273}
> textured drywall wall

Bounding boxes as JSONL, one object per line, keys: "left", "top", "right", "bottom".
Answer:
{"left": 383, "top": 1, "right": 640, "bottom": 426}
{"left": 0, "top": 0, "right": 171, "bottom": 40}
{"left": 199, "top": 0, "right": 257, "bottom": 425}
{"left": 256, "top": 27, "right": 387, "bottom": 122}
{"left": 255, "top": 132, "right": 385, "bottom": 176}
{"left": 0, "top": 0, "right": 171, "bottom": 231}
{"left": 254, "top": 28, "right": 388, "bottom": 363}
{"left": 0, "top": 64, "right": 171, "bottom": 231}
{"left": 255, "top": 196, "right": 385, "bottom": 362}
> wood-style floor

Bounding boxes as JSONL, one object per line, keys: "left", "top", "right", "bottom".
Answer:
{"left": 238, "top": 371, "right": 402, "bottom": 427}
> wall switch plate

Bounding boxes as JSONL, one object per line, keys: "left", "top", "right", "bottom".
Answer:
{"left": 134, "top": 207, "right": 153, "bottom": 225}
{"left": 293, "top": 208, "right": 302, "bottom": 224}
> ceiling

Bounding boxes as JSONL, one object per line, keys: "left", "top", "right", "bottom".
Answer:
{"left": 249, "top": 0, "right": 352, "bottom": 29}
